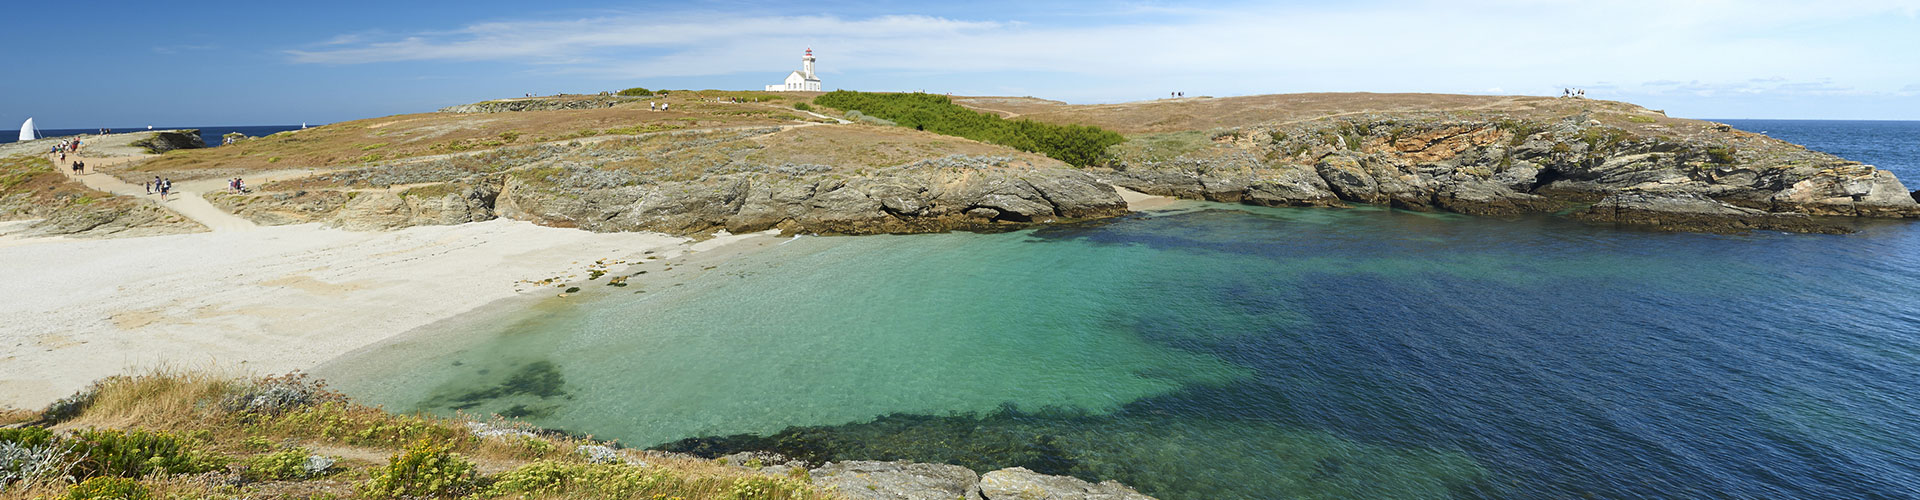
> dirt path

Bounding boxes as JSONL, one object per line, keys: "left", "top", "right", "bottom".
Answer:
{"left": 51, "top": 153, "right": 259, "bottom": 232}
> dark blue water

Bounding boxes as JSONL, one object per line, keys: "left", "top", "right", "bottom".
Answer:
{"left": 1719, "top": 120, "right": 1920, "bottom": 183}
{"left": 0, "top": 125, "right": 307, "bottom": 146}
{"left": 324, "top": 121, "right": 1920, "bottom": 499}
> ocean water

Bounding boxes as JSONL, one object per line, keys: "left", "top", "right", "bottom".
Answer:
{"left": 0, "top": 125, "right": 305, "bottom": 146}
{"left": 319, "top": 123, "right": 1920, "bottom": 499}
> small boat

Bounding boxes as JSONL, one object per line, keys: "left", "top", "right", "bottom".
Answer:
{"left": 17, "top": 117, "right": 36, "bottom": 141}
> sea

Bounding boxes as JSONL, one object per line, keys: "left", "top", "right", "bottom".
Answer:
{"left": 316, "top": 120, "right": 1920, "bottom": 499}
{"left": 0, "top": 125, "right": 307, "bottom": 146}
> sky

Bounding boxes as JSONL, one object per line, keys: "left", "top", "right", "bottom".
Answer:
{"left": 2, "top": 0, "right": 1917, "bottom": 128}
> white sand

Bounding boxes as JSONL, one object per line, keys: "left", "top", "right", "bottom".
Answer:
{"left": 0, "top": 220, "right": 700, "bottom": 408}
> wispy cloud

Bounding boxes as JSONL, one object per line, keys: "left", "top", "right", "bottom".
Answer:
{"left": 284, "top": 1, "right": 1920, "bottom": 102}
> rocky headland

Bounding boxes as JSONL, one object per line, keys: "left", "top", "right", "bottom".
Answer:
{"left": 27, "top": 91, "right": 1897, "bottom": 240}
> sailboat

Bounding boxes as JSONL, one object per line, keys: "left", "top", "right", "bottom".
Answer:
{"left": 17, "top": 117, "right": 37, "bottom": 141}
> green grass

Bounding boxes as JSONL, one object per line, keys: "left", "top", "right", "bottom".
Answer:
{"left": 813, "top": 90, "right": 1126, "bottom": 167}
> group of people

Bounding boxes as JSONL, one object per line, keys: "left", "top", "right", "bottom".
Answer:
{"left": 227, "top": 177, "right": 249, "bottom": 193}
{"left": 649, "top": 102, "right": 670, "bottom": 111}
{"left": 1561, "top": 88, "right": 1588, "bottom": 99}
{"left": 49, "top": 139, "right": 85, "bottom": 172}
{"left": 146, "top": 176, "right": 174, "bottom": 201}
{"left": 1169, "top": 91, "right": 1187, "bottom": 98}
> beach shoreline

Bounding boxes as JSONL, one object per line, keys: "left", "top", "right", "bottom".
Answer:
{"left": 0, "top": 219, "right": 774, "bottom": 409}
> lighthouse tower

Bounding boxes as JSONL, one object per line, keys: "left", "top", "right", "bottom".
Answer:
{"left": 766, "top": 48, "right": 823, "bottom": 92}
{"left": 802, "top": 48, "right": 816, "bottom": 80}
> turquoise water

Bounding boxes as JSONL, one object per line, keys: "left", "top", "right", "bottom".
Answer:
{"left": 320, "top": 200, "right": 1920, "bottom": 499}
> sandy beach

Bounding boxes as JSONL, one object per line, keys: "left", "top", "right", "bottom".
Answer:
{"left": 0, "top": 219, "right": 730, "bottom": 409}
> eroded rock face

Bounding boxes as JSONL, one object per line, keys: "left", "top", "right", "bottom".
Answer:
{"left": 978, "top": 467, "right": 1155, "bottom": 500}
{"left": 1106, "top": 118, "right": 1920, "bottom": 232}
{"left": 129, "top": 130, "right": 206, "bottom": 153}
{"left": 810, "top": 461, "right": 984, "bottom": 500}
{"left": 1572, "top": 191, "right": 1853, "bottom": 234}
{"left": 495, "top": 165, "right": 1127, "bottom": 236}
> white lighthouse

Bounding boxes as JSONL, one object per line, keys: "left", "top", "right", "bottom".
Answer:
{"left": 766, "top": 48, "right": 822, "bottom": 92}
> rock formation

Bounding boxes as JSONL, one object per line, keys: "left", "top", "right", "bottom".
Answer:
{"left": 439, "top": 96, "right": 641, "bottom": 113}
{"left": 1098, "top": 114, "right": 1917, "bottom": 233}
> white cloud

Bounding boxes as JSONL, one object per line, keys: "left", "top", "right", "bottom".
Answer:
{"left": 285, "top": 1, "right": 1920, "bottom": 103}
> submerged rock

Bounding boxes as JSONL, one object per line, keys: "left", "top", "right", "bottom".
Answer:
{"left": 810, "top": 461, "right": 984, "bottom": 500}
{"left": 979, "top": 467, "right": 1155, "bottom": 500}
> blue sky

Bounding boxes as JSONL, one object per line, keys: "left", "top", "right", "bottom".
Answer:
{"left": 3, "top": 0, "right": 1917, "bottom": 128}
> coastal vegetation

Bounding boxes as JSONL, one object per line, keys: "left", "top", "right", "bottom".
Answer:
{"left": 812, "top": 91, "right": 1125, "bottom": 167}
{"left": 615, "top": 87, "right": 653, "bottom": 97}
{"left": 0, "top": 371, "right": 835, "bottom": 499}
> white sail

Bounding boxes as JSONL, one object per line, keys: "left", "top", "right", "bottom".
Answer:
{"left": 18, "top": 117, "right": 36, "bottom": 141}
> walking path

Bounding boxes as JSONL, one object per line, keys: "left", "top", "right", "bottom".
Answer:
{"left": 48, "top": 152, "right": 259, "bottom": 232}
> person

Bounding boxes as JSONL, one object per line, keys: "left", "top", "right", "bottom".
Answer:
{"left": 73, "top": 161, "right": 84, "bottom": 174}
{"left": 650, "top": 102, "right": 656, "bottom": 110}
{"left": 236, "top": 178, "right": 246, "bottom": 193}
{"left": 158, "top": 179, "right": 169, "bottom": 201}
{"left": 145, "top": 179, "right": 152, "bottom": 194}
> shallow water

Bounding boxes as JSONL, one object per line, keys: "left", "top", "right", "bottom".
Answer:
{"left": 321, "top": 201, "right": 1920, "bottom": 499}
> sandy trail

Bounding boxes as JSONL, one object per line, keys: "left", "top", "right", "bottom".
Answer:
{"left": 0, "top": 219, "right": 704, "bottom": 408}
{"left": 51, "top": 153, "right": 259, "bottom": 232}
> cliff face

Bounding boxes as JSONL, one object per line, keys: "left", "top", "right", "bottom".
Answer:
{"left": 1096, "top": 114, "right": 1918, "bottom": 231}
{"left": 207, "top": 129, "right": 1128, "bottom": 236}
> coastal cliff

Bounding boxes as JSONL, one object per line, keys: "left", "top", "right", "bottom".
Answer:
{"left": 93, "top": 92, "right": 1920, "bottom": 237}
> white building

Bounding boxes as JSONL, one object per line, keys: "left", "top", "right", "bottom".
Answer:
{"left": 765, "top": 48, "right": 821, "bottom": 92}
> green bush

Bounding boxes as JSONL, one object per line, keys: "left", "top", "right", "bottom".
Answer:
{"left": 0, "top": 427, "right": 55, "bottom": 447}
{"left": 241, "top": 447, "right": 334, "bottom": 480}
{"left": 793, "top": 103, "right": 812, "bottom": 111}
{"left": 1706, "top": 146, "right": 1738, "bottom": 164}
{"left": 361, "top": 440, "right": 477, "bottom": 498}
{"left": 67, "top": 429, "right": 227, "bottom": 479}
{"left": 616, "top": 87, "right": 653, "bottom": 97}
{"left": 813, "top": 91, "right": 1126, "bottom": 167}
{"left": 66, "top": 477, "right": 150, "bottom": 500}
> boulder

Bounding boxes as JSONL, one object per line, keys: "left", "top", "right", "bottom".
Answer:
{"left": 978, "top": 467, "right": 1154, "bottom": 500}
{"left": 129, "top": 130, "right": 206, "bottom": 153}
{"left": 810, "top": 461, "right": 984, "bottom": 500}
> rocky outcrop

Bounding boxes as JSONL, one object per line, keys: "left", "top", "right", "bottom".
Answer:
{"left": 1, "top": 196, "right": 205, "bottom": 238}
{"left": 129, "top": 130, "right": 206, "bottom": 153}
{"left": 1572, "top": 191, "right": 1853, "bottom": 234}
{"left": 439, "top": 96, "right": 640, "bottom": 113}
{"left": 220, "top": 153, "right": 1126, "bottom": 236}
{"left": 498, "top": 163, "right": 1126, "bottom": 235}
{"left": 1103, "top": 117, "right": 1919, "bottom": 233}
{"left": 979, "top": 467, "right": 1155, "bottom": 500}
{"left": 811, "top": 461, "right": 985, "bottom": 500}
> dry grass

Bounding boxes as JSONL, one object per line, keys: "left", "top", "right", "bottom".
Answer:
{"left": 954, "top": 92, "right": 1705, "bottom": 136}
{"left": 118, "top": 93, "right": 813, "bottom": 181}
{"left": 6, "top": 370, "right": 844, "bottom": 500}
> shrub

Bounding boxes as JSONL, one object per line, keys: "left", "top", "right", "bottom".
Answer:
{"left": 221, "top": 373, "right": 345, "bottom": 416}
{"left": 0, "top": 428, "right": 55, "bottom": 448}
{"left": 67, "top": 429, "right": 227, "bottom": 479}
{"left": 42, "top": 380, "right": 109, "bottom": 424}
{"left": 616, "top": 87, "right": 653, "bottom": 97}
{"left": 361, "top": 440, "right": 477, "bottom": 498}
{"left": 813, "top": 91, "right": 1126, "bottom": 167}
{"left": 65, "top": 477, "right": 150, "bottom": 500}
{"left": 2, "top": 440, "right": 73, "bottom": 492}
{"left": 1706, "top": 146, "right": 1738, "bottom": 164}
{"left": 793, "top": 103, "right": 812, "bottom": 111}
{"left": 240, "top": 447, "right": 335, "bottom": 480}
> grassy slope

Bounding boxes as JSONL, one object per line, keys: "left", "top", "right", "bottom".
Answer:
{"left": 0, "top": 371, "right": 837, "bottom": 500}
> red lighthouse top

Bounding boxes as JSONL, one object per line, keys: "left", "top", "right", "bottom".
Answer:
{"left": 805, "top": 48, "right": 813, "bottom": 56}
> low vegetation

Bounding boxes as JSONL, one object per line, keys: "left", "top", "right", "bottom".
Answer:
{"left": 813, "top": 91, "right": 1126, "bottom": 167}
{"left": 0, "top": 370, "right": 840, "bottom": 499}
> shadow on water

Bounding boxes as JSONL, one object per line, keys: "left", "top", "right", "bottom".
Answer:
{"left": 421, "top": 359, "right": 573, "bottom": 419}
{"left": 656, "top": 402, "right": 1492, "bottom": 500}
